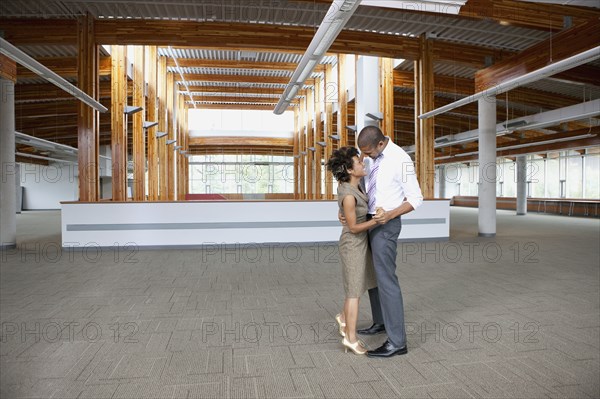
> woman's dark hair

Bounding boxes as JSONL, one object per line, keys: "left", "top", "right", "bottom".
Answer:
{"left": 326, "top": 146, "right": 359, "bottom": 183}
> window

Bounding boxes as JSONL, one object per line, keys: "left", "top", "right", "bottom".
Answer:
{"left": 189, "top": 154, "right": 294, "bottom": 194}
{"left": 566, "top": 152, "right": 583, "bottom": 198}
{"left": 584, "top": 151, "right": 599, "bottom": 199}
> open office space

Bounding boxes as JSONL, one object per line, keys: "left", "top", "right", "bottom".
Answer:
{"left": 0, "top": 1, "right": 599, "bottom": 398}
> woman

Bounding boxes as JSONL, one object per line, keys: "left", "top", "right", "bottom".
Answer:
{"left": 326, "top": 146, "right": 379, "bottom": 355}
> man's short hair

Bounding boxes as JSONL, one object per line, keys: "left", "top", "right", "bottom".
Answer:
{"left": 357, "top": 125, "right": 385, "bottom": 148}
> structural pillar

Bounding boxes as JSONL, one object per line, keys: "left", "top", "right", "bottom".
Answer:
{"left": 415, "top": 34, "right": 435, "bottom": 198}
{"left": 299, "top": 95, "right": 306, "bottom": 199}
{"left": 111, "top": 45, "right": 128, "bottom": 201}
{"left": 516, "top": 155, "right": 527, "bottom": 215}
{"left": 324, "top": 64, "right": 334, "bottom": 199}
{"left": 337, "top": 54, "right": 348, "bottom": 147}
{"left": 157, "top": 56, "right": 168, "bottom": 201}
{"left": 77, "top": 14, "right": 99, "bottom": 202}
{"left": 478, "top": 96, "right": 497, "bottom": 237}
{"left": 314, "top": 77, "right": 323, "bottom": 199}
{"left": 306, "top": 88, "right": 314, "bottom": 199}
{"left": 0, "top": 58, "right": 17, "bottom": 248}
{"left": 132, "top": 45, "right": 145, "bottom": 201}
{"left": 293, "top": 107, "right": 299, "bottom": 200}
{"left": 146, "top": 46, "right": 159, "bottom": 201}
{"left": 438, "top": 165, "right": 446, "bottom": 199}
{"left": 355, "top": 56, "right": 379, "bottom": 133}
{"left": 379, "top": 57, "right": 394, "bottom": 141}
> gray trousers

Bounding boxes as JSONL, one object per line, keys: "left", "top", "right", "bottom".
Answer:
{"left": 366, "top": 215, "right": 406, "bottom": 348}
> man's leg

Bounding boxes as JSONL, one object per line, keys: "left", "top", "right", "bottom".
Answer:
{"left": 367, "top": 287, "right": 384, "bottom": 325}
{"left": 369, "top": 217, "right": 406, "bottom": 347}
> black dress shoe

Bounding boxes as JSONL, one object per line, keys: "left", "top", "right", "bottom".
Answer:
{"left": 357, "top": 323, "right": 386, "bottom": 335}
{"left": 366, "top": 340, "right": 408, "bottom": 358}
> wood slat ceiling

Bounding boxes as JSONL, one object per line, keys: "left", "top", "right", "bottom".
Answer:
{"left": 1, "top": 0, "right": 599, "bottom": 158}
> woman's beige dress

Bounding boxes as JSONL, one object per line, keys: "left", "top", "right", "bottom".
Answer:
{"left": 337, "top": 182, "right": 377, "bottom": 298}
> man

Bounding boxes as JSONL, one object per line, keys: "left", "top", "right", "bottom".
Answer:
{"left": 356, "top": 125, "right": 423, "bottom": 358}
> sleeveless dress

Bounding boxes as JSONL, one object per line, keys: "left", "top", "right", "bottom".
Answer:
{"left": 337, "top": 182, "right": 377, "bottom": 298}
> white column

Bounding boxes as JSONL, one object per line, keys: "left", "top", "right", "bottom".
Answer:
{"left": 438, "top": 165, "right": 446, "bottom": 198}
{"left": 0, "top": 78, "right": 16, "bottom": 249}
{"left": 516, "top": 155, "right": 527, "bottom": 215}
{"left": 478, "top": 96, "right": 496, "bottom": 237}
{"left": 355, "top": 56, "right": 379, "bottom": 134}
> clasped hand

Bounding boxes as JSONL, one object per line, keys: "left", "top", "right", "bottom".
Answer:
{"left": 338, "top": 210, "right": 388, "bottom": 226}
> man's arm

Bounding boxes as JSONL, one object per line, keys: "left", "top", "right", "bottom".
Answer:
{"left": 372, "top": 201, "right": 413, "bottom": 224}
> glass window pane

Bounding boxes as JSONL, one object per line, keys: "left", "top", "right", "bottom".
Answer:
{"left": 504, "top": 160, "right": 516, "bottom": 197}
{"left": 528, "top": 157, "right": 544, "bottom": 198}
{"left": 567, "top": 154, "right": 583, "bottom": 198}
{"left": 584, "top": 154, "right": 599, "bottom": 199}
{"left": 546, "top": 157, "right": 560, "bottom": 197}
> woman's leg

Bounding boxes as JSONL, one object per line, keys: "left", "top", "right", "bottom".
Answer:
{"left": 344, "top": 297, "right": 360, "bottom": 342}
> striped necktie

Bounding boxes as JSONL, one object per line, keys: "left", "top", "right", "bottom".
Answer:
{"left": 367, "top": 155, "right": 382, "bottom": 214}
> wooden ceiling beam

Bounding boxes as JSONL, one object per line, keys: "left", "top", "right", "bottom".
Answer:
{"left": 394, "top": 71, "right": 584, "bottom": 110}
{"left": 186, "top": 85, "right": 286, "bottom": 95}
{"left": 0, "top": 18, "right": 77, "bottom": 44}
{"left": 187, "top": 147, "right": 294, "bottom": 156}
{"left": 458, "top": 0, "right": 600, "bottom": 31}
{"left": 294, "top": 0, "right": 599, "bottom": 32}
{"left": 15, "top": 81, "right": 131, "bottom": 103}
{"left": 475, "top": 19, "right": 600, "bottom": 91}
{"left": 189, "top": 136, "right": 293, "bottom": 147}
{"left": 15, "top": 100, "right": 111, "bottom": 118}
{"left": 2, "top": 18, "right": 514, "bottom": 67}
{"left": 190, "top": 95, "right": 298, "bottom": 104}
{"left": 553, "top": 64, "right": 600, "bottom": 88}
{"left": 167, "top": 58, "right": 325, "bottom": 72}
{"left": 16, "top": 56, "right": 111, "bottom": 79}
{"left": 186, "top": 103, "right": 288, "bottom": 111}
{"left": 180, "top": 74, "right": 291, "bottom": 84}
{"left": 436, "top": 126, "right": 600, "bottom": 163}
{"left": 93, "top": 20, "right": 505, "bottom": 65}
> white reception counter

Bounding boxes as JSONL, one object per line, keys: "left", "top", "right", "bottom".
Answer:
{"left": 61, "top": 200, "right": 450, "bottom": 248}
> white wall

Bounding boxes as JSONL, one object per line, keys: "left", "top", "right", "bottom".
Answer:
{"left": 20, "top": 162, "right": 78, "bottom": 210}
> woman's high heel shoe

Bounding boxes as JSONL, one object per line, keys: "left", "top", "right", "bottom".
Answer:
{"left": 342, "top": 337, "right": 367, "bottom": 355}
{"left": 335, "top": 313, "right": 346, "bottom": 337}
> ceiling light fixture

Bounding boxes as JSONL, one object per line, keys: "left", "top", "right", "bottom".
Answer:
{"left": 274, "top": 0, "right": 362, "bottom": 114}
{"left": 143, "top": 121, "right": 158, "bottom": 129}
{"left": 0, "top": 37, "right": 108, "bottom": 113}
{"left": 124, "top": 105, "right": 143, "bottom": 115}
{"left": 366, "top": 111, "right": 383, "bottom": 121}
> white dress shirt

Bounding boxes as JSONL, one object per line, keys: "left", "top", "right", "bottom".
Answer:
{"left": 364, "top": 138, "right": 423, "bottom": 214}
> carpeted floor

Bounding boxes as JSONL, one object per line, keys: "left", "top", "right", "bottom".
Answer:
{"left": 1, "top": 207, "right": 598, "bottom": 398}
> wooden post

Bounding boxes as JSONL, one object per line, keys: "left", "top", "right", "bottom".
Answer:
{"left": 299, "top": 95, "right": 306, "bottom": 199}
{"left": 324, "top": 64, "right": 334, "bottom": 200}
{"left": 337, "top": 54, "right": 348, "bottom": 147}
{"left": 314, "top": 77, "right": 323, "bottom": 199}
{"left": 415, "top": 34, "right": 435, "bottom": 198}
{"left": 379, "top": 57, "right": 394, "bottom": 141}
{"left": 111, "top": 45, "right": 128, "bottom": 201}
{"left": 177, "top": 94, "right": 184, "bottom": 200}
{"left": 146, "top": 46, "right": 159, "bottom": 201}
{"left": 77, "top": 14, "right": 99, "bottom": 202}
{"left": 181, "top": 100, "right": 190, "bottom": 198}
{"left": 293, "top": 107, "right": 299, "bottom": 200}
{"left": 167, "top": 72, "right": 175, "bottom": 200}
{"left": 157, "top": 56, "right": 167, "bottom": 200}
{"left": 306, "top": 87, "right": 314, "bottom": 199}
{"left": 132, "top": 45, "right": 145, "bottom": 201}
